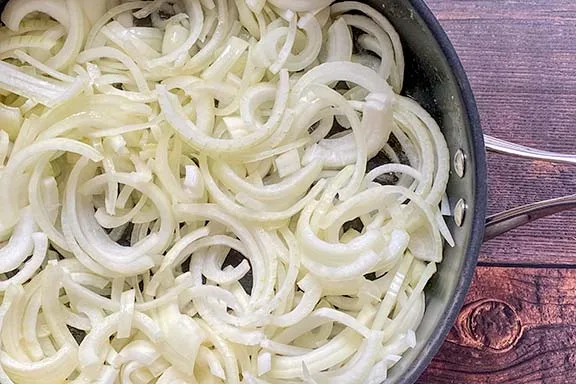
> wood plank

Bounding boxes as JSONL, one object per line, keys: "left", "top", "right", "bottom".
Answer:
{"left": 425, "top": 0, "right": 576, "bottom": 266}
{"left": 419, "top": 266, "right": 576, "bottom": 383}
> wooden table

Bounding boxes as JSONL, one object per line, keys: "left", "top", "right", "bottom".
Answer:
{"left": 417, "top": 1, "right": 576, "bottom": 382}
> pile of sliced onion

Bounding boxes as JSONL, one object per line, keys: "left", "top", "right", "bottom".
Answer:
{"left": 0, "top": 0, "right": 452, "bottom": 383}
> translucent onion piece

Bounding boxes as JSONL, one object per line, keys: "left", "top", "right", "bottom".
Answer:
{"left": 0, "top": 61, "right": 84, "bottom": 107}
{"left": 268, "top": 0, "right": 334, "bottom": 12}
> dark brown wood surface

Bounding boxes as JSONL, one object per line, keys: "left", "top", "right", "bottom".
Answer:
{"left": 419, "top": 0, "right": 576, "bottom": 383}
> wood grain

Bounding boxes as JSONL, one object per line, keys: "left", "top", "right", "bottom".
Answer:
{"left": 418, "top": 0, "right": 576, "bottom": 382}
{"left": 426, "top": 0, "right": 576, "bottom": 266}
{"left": 419, "top": 267, "right": 576, "bottom": 383}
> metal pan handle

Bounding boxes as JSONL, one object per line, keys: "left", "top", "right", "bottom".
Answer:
{"left": 483, "top": 135, "right": 576, "bottom": 242}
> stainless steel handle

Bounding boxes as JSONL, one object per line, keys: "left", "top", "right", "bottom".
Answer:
{"left": 485, "top": 135, "right": 576, "bottom": 165}
{"left": 483, "top": 135, "right": 576, "bottom": 241}
{"left": 484, "top": 194, "right": 576, "bottom": 241}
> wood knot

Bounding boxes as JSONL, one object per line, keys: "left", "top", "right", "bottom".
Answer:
{"left": 452, "top": 299, "right": 523, "bottom": 352}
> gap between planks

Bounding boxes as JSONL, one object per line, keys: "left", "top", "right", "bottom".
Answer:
{"left": 477, "top": 261, "right": 576, "bottom": 269}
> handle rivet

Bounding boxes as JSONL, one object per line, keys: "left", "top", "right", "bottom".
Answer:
{"left": 454, "top": 149, "right": 466, "bottom": 178}
{"left": 454, "top": 198, "right": 467, "bottom": 227}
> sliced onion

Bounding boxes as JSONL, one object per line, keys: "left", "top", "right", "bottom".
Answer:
{"left": 0, "top": 0, "right": 452, "bottom": 382}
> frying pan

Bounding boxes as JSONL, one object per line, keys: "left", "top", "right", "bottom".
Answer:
{"left": 1, "top": 0, "right": 575, "bottom": 383}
